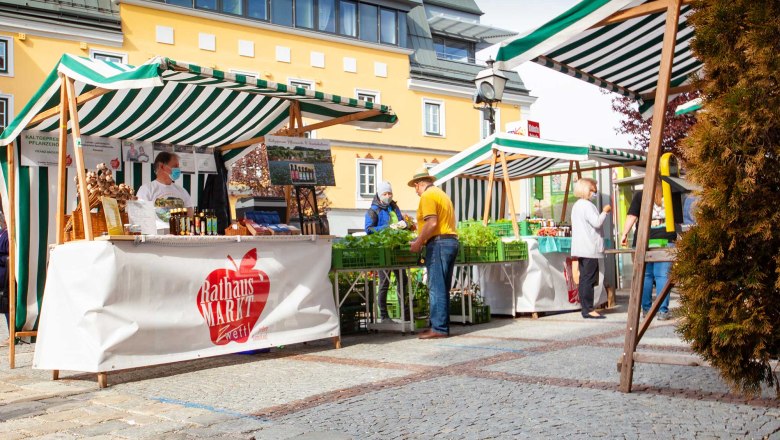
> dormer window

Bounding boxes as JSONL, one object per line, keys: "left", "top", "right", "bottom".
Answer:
{"left": 433, "top": 36, "right": 475, "bottom": 64}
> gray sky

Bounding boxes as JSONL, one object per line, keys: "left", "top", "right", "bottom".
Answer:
{"left": 476, "top": 0, "right": 635, "bottom": 149}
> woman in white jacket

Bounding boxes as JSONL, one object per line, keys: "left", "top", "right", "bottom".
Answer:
{"left": 571, "top": 178, "right": 611, "bottom": 319}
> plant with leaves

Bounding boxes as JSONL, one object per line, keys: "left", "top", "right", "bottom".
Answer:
{"left": 334, "top": 228, "right": 416, "bottom": 249}
{"left": 457, "top": 223, "right": 499, "bottom": 247}
{"left": 611, "top": 91, "right": 699, "bottom": 159}
{"left": 672, "top": 0, "right": 780, "bottom": 397}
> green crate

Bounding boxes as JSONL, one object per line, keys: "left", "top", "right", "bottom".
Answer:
{"left": 498, "top": 240, "right": 529, "bottom": 261}
{"left": 528, "top": 222, "right": 541, "bottom": 235}
{"left": 415, "top": 317, "right": 429, "bottom": 329}
{"left": 488, "top": 222, "right": 514, "bottom": 237}
{"left": 455, "top": 245, "right": 466, "bottom": 264}
{"left": 472, "top": 305, "right": 491, "bottom": 324}
{"left": 386, "top": 247, "right": 422, "bottom": 267}
{"left": 332, "top": 247, "right": 387, "bottom": 269}
{"left": 464, "top": 245, "right": 498, "bottom": 263}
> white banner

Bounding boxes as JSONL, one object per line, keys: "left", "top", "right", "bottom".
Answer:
{"left": 33, "top": 237, "right": 338, "bottom": 372}
{"left": 20, "top": 130, "right": 122, "bottom": 170}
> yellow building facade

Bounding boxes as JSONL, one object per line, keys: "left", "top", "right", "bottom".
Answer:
{"left": 0, "top": 0, "right": 534, "bottom": 234}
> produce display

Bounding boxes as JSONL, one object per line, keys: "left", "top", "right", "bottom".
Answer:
{"left": 333, "top": 228, "right": 416, "bottom": 249}
{"left": 456, "top": 223, "right": 499, "bottom": 247}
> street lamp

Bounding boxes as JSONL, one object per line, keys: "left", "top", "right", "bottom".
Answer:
{"left": 474, "top": 58, "right": 508, "bottom": 136}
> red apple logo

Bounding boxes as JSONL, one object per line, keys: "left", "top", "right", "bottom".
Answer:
{"left": 110, "top": 158, "right": 120, "bottom": 169}
{"left": 65, "top": 155, "right": 73, "bottom": 167}
{"left": 196, "top": 249, "right": 270, "bottom": 345}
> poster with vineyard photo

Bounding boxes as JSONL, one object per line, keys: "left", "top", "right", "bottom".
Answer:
{"left": 265, "top": 135, "right": 335, "bottom": 186}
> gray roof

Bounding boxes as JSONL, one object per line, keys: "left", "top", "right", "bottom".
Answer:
{"left": 428, "top": 15, "right": 517, "bottom": 44}
{"left": 406, "top": 5, "right": 528, "bottom": 94}
{"left": 0, "top": 0, "right": 120, "bottom": 32}
{"left": 424, "top": 0, "right": 482, "bottom": 15}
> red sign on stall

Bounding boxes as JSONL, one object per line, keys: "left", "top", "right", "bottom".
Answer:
{"left": 528, "top": 121, "right": 541, "bottom": 138}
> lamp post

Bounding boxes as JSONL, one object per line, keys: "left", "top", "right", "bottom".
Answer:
{"left": 474, "top": 58, "right": 508, "bottom": 136}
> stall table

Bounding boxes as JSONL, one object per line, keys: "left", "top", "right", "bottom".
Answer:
{"left": 33, "top": 235, "right": 339, "bottom": 385}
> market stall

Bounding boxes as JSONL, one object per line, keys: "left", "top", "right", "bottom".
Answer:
{"left": 429, "top": 133, "right": 645, "bottom": 315}
{"left": 0, "top": 54, "right": 398, "bottom": 385}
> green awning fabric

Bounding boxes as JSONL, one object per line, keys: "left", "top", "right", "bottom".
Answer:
{"left": 495, "top": 0, "right": 702, "bottom": 116}
{"left": 0, "top": 54, "right": 398, "bottom": 150}
{"left": 430, "top": 132, "right": 646, "bottom": 184}
{"left": 675, "top": 97, "right": 702, "bottom": 115}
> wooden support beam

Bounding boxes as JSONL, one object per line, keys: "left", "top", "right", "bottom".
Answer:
{"left": 636, "top": 279, "right": 674, "bottom": 344}
{"left": 593, "top": 0, "right": 694, "bottom": 28}
{"left": 475, "top": 153, "right": 528, "bottom": 167}
{"left": 7, "top": 141, "right": 16, "bottom": 368}
{"left": 27, "top": 87, "right": 112, "bottom": 128}
{"left": 574, "top": 161, "right": 583, "bottom": 179}
{"left": 56, "top": 77, "right": 69, "bottom": 245}
{"left": 646, "top": 247, "right": 675, "bottom": 262}
{"left": 620, "top": 0, "right": 683, "bottom": 394}
{"left": 500, "top": 180, "right": 507, "bottom": 219}
{"left": 218, "top": 109, "right": 383, "bottom": 152}
{"left": 97, "top": 373, "right": 108, "bottom": 388}
{"left": 560, "top": 161, "right": 574, "bottom": 224}
{"left": 499, "top": 152, "right": 520, "bottom": 238}
{"left": 65, "top": 77, "right": 94, "bottom": 241}
{"left": 482, "top": 151, "right": 498, "bottom": 225}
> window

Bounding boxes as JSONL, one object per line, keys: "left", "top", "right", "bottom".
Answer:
{"left": 379, "top": 8, "right": 396, "bottom": 45}
{"left": 339, "top": 0, "right": 357, "bottom": 37}
{"left": 0, "top": 95, "right": 10, "bottom": 130}
{"left": 398, "top": 11, "right": 408, "bottom": 48}
{"left": 195, "top": 0, "right": 217, "bottom": 10}
{"left": 433, "top": 36, "right": 475, "bottom": 63}
{"left": 479, "top": 108, "right": 500, "bottom": 139}
{"left": 356, "top": 89, "right": 380, "bottom": 131}
{"left": 224, "top": 0, "right": 243, "bottom": 15}
{"left": 318, "top": 0, "right": 336, "bottom": 32}
{"left": 423, "top": 99, "right": 444, "bottom": 137}
{"left": 230, "top": 69, "right": 259, "bottom": 83}
{"left": 246, "top": 0, "right": 266, "bottom": 19}
{"left": 166, "top": 0, "right": 192, "bottom": 7}
{"left": 359, "top": 3, "right": 378, "bottom": 43}
{"left": 90, "top": 50, "right": 127, "bottom": 64}
{"left": 296, "top": 0, "right": 314, "bottom": 28}
{"left": 357, "top": 161, "right": 378, "bottom": 198}
{"left": 0, "top": 37, "right": 11, "bottom": 75}
{"left": 271, "top": 0, "right": 293, "bottom": 26}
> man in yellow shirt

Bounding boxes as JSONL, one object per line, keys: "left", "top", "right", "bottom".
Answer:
{"left": 409, "top": 166, "right": 459, "bottom": 339}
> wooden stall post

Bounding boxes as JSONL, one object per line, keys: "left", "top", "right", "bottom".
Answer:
{"left": 560, "top": 161, "right": 574, "bottom": 224}
{"left": 7, "top": 142, "right": 16, "bottom": 368}
{"left": 56, "top": 76, "right": 69, "bottom": 245}
{"left": 482, "top": 150, "right": 498, "bottom": 225}
{"left": 619, "top": 0, "right": 683, "bottom": 393}
{"left": 499, "top": 152, "right": 519, "bottom": 238}
{"left": 64, "top": 77, "right": 93, "bottom": 241}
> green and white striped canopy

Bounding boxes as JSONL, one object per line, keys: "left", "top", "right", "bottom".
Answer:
{"left": 430, "top": 133, "right": 646, "bottom": 184}
{"left": 495, "top": 0, "right": 702, "bottom": 116}
{"left": 675, "top": 97, "right": 702, "bottom": 115}
{"left": 0, "top": 54, "right": 398, "bottom": 157}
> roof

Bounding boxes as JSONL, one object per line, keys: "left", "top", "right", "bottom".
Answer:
{"left": 430, "top": 133, "right": 646, "bottom": 183}
{"left": 423, "top": 0, "right": 482, "bottom": 15}
{"left": 407, "top": 6, "right": 528, "bottom": 93}
{"left": 494, "top": 0, "right": 701, "bottom": 115}
{"left": 0, "top": 0, "right": 120, "bottom": 32}
{"left": 427, "top": 15, "right": 517, "bottom": 44}
{"left": 675, "top": 97, "right": 702, "bottom": 115}
{"left": 0, "top": 55, "right": 398, "bottom": 162}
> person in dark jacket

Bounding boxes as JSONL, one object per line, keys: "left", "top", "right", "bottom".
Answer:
{"left": 365, "top": 181, "right": 408, "bottom": 322}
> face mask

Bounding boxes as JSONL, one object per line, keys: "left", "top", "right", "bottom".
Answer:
{"left": 170, "top": 167, "right": 182, "bottom": 181}
{"left": 380, "top": 195, "right": 392, "bottom": 204}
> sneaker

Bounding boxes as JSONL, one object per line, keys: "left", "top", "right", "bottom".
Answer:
{"left": 657, "top": 312, "right": 671, "bottom": 321}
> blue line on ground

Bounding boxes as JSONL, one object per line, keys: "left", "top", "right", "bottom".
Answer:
{"left": 435, "top": 343, "right": 528, "bottom": 354}
{"left": 153, "top": 397, "right": 272, "bottom": 423}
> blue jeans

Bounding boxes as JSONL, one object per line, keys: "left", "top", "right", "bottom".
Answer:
{"left": 425, "top": 237, "right": 459, "bottom": 335}
{"left": 642, "top": 261, "right": 671, "bottom": 314}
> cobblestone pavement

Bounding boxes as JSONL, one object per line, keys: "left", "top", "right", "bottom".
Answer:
{"left": 0, "top": 291, "right": 778, "bottom": 439}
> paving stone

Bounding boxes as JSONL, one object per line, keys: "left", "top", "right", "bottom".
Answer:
{"left": 69, "top": 419, "right": 132, "bottom": 437}
{"left": 19, "top": 420, "right": 80, "bottom": 437}
{"left": 111, "top": 420, "right": 192, "bottom": 439}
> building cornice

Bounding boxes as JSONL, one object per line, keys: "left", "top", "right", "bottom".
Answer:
{"left": 330, "top": 139, "right": 458, "bottom": 156}
{"left": 0, "top": 14, "right": 123, "bottom": 46}
{"left": 119, "top": 0, "right": 415, "bottom": 55}
{"left": 407, "top": 78, "right": 537, "bottom": 107}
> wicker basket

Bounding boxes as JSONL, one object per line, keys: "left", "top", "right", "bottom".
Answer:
{"left": 66, "top": 208, "right": 129, "bottom": 241}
